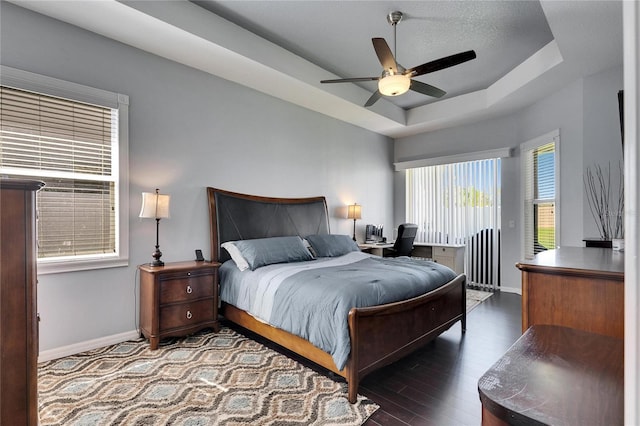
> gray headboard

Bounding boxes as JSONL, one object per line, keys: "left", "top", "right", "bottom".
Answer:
{"left": 207, "top": 187, "right": 330, "bottom": 262}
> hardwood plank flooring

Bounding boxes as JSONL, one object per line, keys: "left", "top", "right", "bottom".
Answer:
{"left": 362, "top": 291, "right": 522, "bottom": 426}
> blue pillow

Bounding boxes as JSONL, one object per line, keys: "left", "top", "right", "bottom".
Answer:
{"left": 222, "top": 236, "right": 314, "bottom": 271}
{"left": 305, "top": 234, "right": 359, "bottom": 257}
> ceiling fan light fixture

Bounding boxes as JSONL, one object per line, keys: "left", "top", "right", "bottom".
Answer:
{"left": 378, "top": 74, "right": 410, "bottom": 96}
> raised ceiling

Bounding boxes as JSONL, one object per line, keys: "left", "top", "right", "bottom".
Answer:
{"left": 8, "top": 0, "right": 623, "bottom": 138}
{"left": 194, "top": 1, "right": 554, "bottom": 110}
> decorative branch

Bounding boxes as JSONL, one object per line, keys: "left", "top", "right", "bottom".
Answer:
{"left": 583, "top": 162, "right": 624, "bottom": 240}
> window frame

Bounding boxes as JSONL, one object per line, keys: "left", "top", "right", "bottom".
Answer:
{"left": 1, "top": 65, "right": 129, "bottom": 274}
{"left": 520, "top": 129, "right": 560, "bottom": 260}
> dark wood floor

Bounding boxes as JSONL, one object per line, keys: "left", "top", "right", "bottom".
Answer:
{"left": 362, "top": 291, "right": 522, "bottom": 426}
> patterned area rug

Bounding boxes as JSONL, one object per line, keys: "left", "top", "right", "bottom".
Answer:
{"left": 38, "top": 328, "right": 379, "bottom": 425}
{"left": 467, "top": 288, "right": 493, "bottom": 312}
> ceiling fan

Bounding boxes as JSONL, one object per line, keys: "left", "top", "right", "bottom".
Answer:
{"left": 320, "top": 11, "right": 477, "bottom": 107}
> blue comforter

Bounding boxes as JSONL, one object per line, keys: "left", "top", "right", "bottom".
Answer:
{"left": 219, "top": 251, "right": 457, "bottom": 370}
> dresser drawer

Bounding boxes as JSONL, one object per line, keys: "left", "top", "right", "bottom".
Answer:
{"left": 159, "top": 273, "right": 214, "bottom": 304}
{"left": 159, "top": 299, "right": 214, "bottom": 331}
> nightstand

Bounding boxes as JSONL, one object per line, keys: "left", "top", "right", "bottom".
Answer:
{"left": 138, "top": 260, "right": 220, "bottom": 349}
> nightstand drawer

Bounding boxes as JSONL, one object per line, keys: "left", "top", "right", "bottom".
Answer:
{"left": 159, "top": 299, "right": 214, "bottom": 331}
{"left": 159, "top": 273, "right": 214, "bottom": 304}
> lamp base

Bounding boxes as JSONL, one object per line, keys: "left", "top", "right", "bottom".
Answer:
{"left": 151, "top": 246, "right": 164, "bottom": 267}
{"left": 352, "top": 218, "right": 357, "bottom": 241}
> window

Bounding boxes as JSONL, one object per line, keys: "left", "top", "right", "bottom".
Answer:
{"left": 521, "top": 130, "right": 559, "bottom": 259}
{"left": 406, "top": 156, "right": 502, "bottom": 289}
{"left": 0, "top": 66, "right": 129, "bottom": 273}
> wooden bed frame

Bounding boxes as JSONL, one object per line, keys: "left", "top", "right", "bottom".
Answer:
{"left": 207, "top": 187, "right": 466, "bottom": 403}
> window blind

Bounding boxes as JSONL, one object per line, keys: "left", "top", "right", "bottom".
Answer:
{"left": 522, "top": 138, "right": 557, "bottom": 259}
{"left": 406, "top": 158, "right": 501, "bottom": 288}
{"left": 0, "top": 86, "right": 117, "bottom": 258}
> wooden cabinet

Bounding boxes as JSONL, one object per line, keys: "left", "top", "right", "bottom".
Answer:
{"left": 139, "top": 261, "right": 220, "bottom": 349}
{"left": 0, "top": 178, "right": 44, "bottom": 425}
{"left": 516, "top": 247, "right": 624, "bottom": 339}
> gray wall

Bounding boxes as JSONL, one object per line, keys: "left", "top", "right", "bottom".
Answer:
{"left": 582, "top": 66, "right": 625, "bottom": 239}
{"left": 1, "top": 3, "right": 394, "bottom": 352}
{"left": 395, "top": 64, "right": 623, "bottom": 292}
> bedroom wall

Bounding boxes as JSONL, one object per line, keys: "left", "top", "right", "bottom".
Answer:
{"left": 394, "top": 64, "right": 623, "bottom": 293}
{"left": 0, "top": 3, "right": 394, "bottom": 354}
{"left": 582, "top": 65, "right": 625, "bottom": 239}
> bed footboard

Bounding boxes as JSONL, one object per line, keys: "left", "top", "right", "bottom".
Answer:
{"left": 346, "top": 274, "right": 466, "bottom": 402}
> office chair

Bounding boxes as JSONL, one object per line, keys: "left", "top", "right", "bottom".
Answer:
{"left": 384, "top": 223, "right": 418, "bottom": 257}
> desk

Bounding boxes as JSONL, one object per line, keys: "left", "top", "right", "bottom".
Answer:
{"left": 516, "top": 247, "right": 624, "bottom": 339}
{"left": 478, "top": 325, "right": 623, "bottom": 426}
{"left": 358, "top": 243, "right": 393, "bottom": 257}
{"left": 414, "top": 243, "right": 465, "bottom": 274}
{"left": 359, "top": 242, "right": 465, "bottom": 275}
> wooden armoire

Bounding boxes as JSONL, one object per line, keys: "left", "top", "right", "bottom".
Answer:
{"left": 1, "top": 178, "right": 44, "bottom": 425}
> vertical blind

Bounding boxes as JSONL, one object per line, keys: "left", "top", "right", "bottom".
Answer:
{"left": 522, "top": 139, "right": 556, "bottom": 260}
{"left": 0, "top": 85, "right": 117, "bottom": 258}
{"left": 406, "top": 158, "right": 501, "bottom": 288}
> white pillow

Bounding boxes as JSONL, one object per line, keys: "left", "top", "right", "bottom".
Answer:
{"left": 221, "top": 241, "right": 250, "bottom": 271}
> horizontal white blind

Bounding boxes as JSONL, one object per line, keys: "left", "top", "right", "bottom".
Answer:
{"left": 0, "top": 86, "right": 117, "bottom": 258}
{"left": 1, "top": 86, "right": 113, "bottom": 176}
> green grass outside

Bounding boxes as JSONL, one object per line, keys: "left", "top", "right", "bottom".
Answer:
{"left": 537, "top": 227, "right": 555, "bottom": 249}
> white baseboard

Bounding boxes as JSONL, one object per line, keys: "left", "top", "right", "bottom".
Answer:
{"left": 499, "top": 286, "right": 522, "bottom": 295}
{"left": 38, "top": 329, "right": 141, "bottom": 363}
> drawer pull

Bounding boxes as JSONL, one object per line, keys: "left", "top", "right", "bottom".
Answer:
{"left": 187, "top": 272, "right": 191, "bottom": 276}
{"left": 186, "top": 310, "right": 193, "bottom": 320}
{"left": 186, "top": 285, "right": 193, "bottom": 294}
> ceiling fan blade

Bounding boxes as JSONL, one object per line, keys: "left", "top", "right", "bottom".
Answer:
{"left": 321, "top": 77, "right": 380, "bottom": 83}
{"left": 364, "top": 90, "right": 382, "bottom": 107}
{"left": 407, "top": 50, "right": 477, "bottom": 77}
{"left": 372, "top": 38, "right": 397, "bottom": 73}
{"left": 410, "top": 80, "right": 446, "bottom": 98}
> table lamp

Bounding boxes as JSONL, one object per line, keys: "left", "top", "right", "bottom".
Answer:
{"left": 139, "top": 188, "right": 171, "bottom": 266}
{"left": 347, "top": 203, "right": 361, "bottom": 241}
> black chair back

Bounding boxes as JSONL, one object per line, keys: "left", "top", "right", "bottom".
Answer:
{"left": 392, "top": 223, "right": 418, "bottom": 256}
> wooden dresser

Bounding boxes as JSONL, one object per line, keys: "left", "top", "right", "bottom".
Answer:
{"left": 516, "top": 246, "right": 624, "bottom": 339}
{"left": 0, "top": 178, "right": 44, "bottom": 425}
{"left": 139, "top": 261, "right": 220, "bottom": 349}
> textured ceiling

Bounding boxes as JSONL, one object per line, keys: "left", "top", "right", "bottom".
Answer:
{"left": 193, "top": 1, "right": 554, "bottom": 109}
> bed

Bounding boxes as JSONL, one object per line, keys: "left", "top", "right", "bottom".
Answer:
{"left": 207, "top": 187, "right": 466, "bottom": 403}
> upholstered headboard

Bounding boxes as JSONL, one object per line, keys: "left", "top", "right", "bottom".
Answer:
{"left": 207, "top": 187, "right": 330, "bottom": 262}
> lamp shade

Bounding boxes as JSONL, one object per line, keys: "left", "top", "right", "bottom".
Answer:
{"left": 347, "top": 204, "right": 362, "bottom": 220}
{"left": 378, "top": 74, "right": 410, "bottom": 96}
{"left": 139, "top": 189, "right": 171, "bottom": 219}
